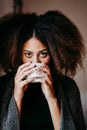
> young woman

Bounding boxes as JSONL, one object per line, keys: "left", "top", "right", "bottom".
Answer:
{"left": 0, "top": 10, "right": 86, "bottom": 130}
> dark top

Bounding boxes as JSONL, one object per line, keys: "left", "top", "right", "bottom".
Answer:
{"left": 20, "top": 83, "right": 54, "bottom": 130}
{"left": 0, "top": 72, "right": 86, "bottom": 130}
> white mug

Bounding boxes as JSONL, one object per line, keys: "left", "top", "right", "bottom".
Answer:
{"left": 27, "top": 63, "right": 44, "bottom": 83}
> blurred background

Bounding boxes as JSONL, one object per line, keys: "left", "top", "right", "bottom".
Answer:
{"left": 0, "top": 0, "right": 87, "bottom": 127}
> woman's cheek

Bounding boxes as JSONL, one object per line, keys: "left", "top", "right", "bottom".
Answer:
{"left": 42, "top": 57, "right": 51, "bottom": 65}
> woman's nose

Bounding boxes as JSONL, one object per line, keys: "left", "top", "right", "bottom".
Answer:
{"left": 32, "top": 56, "right": 40, "bottom": 63}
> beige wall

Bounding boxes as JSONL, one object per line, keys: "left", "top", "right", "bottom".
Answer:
{"left": 0, "top": 0, "right": 13, "bottom": 17}
{"left": 0, "top": 0, "right": 87, "bottom": 126}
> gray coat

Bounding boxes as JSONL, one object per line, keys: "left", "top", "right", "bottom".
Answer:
{"left": 0, "top": 72, "right": 86, "bottom": 130}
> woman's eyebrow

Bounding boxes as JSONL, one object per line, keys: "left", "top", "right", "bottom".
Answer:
{"left": 24, "top": 50, "right": 32, "bottom": 53}
{"left": 39, "top": 49, "right": 48, "bottom": 53}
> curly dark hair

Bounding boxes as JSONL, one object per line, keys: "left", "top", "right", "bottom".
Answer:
{"left": 0, "top": 12, "right": 38, "bottom": 72}
{"left": 35, "top": 10, "right": 86, "bottom": 77}
{"left": 0, "top": 10, "right": 85, "bottom": 77}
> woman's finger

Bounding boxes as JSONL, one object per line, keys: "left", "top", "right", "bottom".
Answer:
{"left": 19, "top": 77, "right": 36, "bottom": 88}
{"left": 17, "top": 62, "right": 31, "bottom": 73}
{"left": 15, "top": 67, "right": 36, "bottom": 82}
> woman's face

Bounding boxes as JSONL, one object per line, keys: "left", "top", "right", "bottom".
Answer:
{"left": 21, "top": 37, "right": 51, "bottom": 65}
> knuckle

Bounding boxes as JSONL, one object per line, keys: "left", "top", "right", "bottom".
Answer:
{"left": 14, "top": 76, "right": 17, "bottom": 80}
{"left": 23, "top": 72, "right": 27, "bottom": 77}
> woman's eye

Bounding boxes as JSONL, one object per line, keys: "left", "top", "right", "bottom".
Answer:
{"left": 40, "top": 52, "right": 48, "bottom": 58}
{"left": 24, "top": 53, "right": 32, "bottom": 58}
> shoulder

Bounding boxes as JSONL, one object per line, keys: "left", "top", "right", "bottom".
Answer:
{"left": 59, "top": 75, "right": 86, "bottom": 129}
{"left": 59, "top": 75, "right": 80, "bottom": 98}
{"left": 0, "top": 72, "right": 14, "bottom": 85}
{"left": 0, "top": 72, "right": 15, "bottom": 95}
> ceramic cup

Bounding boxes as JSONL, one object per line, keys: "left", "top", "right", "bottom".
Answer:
{"left": 27, "top": 63, "right": 44, "bottom": 82}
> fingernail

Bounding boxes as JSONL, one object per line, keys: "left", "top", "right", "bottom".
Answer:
{"left": 34, "top": 65, "right": 37, "bottom": 68}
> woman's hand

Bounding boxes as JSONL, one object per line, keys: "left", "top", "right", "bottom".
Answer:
{"left": 35, "top": 64, "right": 56, "bottom": 101}
{"left": 14, "top": 62, "right": 35, "bottom": 99}
{"left": 35, "top": 64, "right": 60, "bottom": 130}
{"left": 13, "top": 62, "right": 35, "bottom": 117}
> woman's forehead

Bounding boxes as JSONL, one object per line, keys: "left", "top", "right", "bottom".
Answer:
{"left": 22, "top": 37, "right": 47, "bottom": 51}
